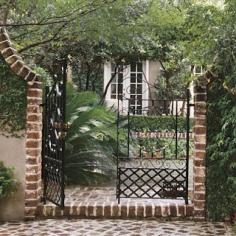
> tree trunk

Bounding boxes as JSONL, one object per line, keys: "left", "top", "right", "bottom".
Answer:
{"left": 85, "top": 62, "right": 91, "bottom": 91}
{"left": 99, "top": 65, "right": 118, "bottom": 105}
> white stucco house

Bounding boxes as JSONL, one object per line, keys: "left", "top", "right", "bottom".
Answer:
{"left": 103, "top": 60, "right": 162, "bottom": 114}
{"left": 103, "top": 60, "right": 203, "bottom": 117}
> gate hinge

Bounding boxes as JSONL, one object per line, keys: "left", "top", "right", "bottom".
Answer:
{"left": 41, "top": 196, "right": 46, "bottom": 204}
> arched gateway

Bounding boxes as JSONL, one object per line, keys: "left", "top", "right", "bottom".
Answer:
{"left": 0, "top": 27, "right": 207, "bottom": 220}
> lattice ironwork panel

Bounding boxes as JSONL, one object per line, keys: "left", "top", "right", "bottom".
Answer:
{"left": 118, "top": 166, "right": 187, "bottom": 199}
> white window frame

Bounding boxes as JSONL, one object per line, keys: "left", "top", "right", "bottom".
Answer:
{"left": 103, "top": 61, "right": 149, "bottom": 114}
{"left": 193, "top": 65, "right": 205, "bottom": 76}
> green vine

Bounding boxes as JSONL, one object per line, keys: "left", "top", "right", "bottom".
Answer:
{"left": 0, "top": 56, "right": 27, "bottom": 137}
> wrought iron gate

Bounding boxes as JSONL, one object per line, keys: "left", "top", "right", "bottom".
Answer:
{"left": 41, "top": 61, "right": 67, "bottom": 207}
{"left": 116, "top": 90, "right": 192, "bottom": 204}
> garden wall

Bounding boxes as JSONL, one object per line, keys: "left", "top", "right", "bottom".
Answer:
{"left": 0, "top": 134, "right": 26, "bottom": 220}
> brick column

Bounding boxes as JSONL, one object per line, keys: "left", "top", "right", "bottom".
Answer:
{"left": 0, "top": 27, "right": 43, "bottom": 219}
{"left": 193, "top": 77, "right": 207, "bottom": 219}
{"left": 25, "top": 81, "right": 42, "bottom": 219}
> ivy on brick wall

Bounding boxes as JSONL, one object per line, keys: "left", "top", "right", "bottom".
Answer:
{"left": 0, "top": 56, "right": 27, "bottom": 136}
{"left": 206, "top": 16, "right": 236, "bottom": 220}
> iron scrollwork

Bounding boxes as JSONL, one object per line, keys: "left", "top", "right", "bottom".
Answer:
{"left": 116, "top": 90, "right": 191, "bottom": 204}
{"left": 41, "top": 61, "right": 67, "bottom": 207}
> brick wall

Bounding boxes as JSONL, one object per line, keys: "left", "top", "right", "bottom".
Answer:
{"left": 193, "top": 77, "right": 207, "bottom": 219}
{"left": 0, "top": 27, "right": 42, "bottom": 219}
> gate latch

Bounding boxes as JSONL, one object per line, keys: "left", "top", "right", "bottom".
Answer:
{"left": 53, "top": 122, "right": 71, "bottom": 140}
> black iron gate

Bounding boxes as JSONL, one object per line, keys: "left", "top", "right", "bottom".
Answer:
{"left": 116, "top": 90, "right": 192, "bottom": 204}
{"left": 41, "top": 61, "right": 67, "bottom": 207}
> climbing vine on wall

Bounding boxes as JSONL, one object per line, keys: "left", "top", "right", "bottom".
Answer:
{"left": 206, "top": 12, "right": 236, "bottom": 220}
{"left": 0, "top": 56, "right": 27, "bottom": 136}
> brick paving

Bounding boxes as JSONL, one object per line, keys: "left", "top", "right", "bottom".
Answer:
{"left": 0, "top": 219, "right": 232, "bottom": 236}
{"left": 37, "top": 187, "right": 194, "bottom": 218}
{"left": 63, "top": 186, "right": 187, "bottom": 205}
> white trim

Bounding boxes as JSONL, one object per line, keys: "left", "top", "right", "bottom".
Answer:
{"left": 143, "top": 60, "right": 149, "bottom": 112}
{"left": 103, "top": 60, "right": 150, "bottom": 114}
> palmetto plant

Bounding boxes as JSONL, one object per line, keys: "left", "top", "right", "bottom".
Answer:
{"left": 65, "top": 84, "right": 119, "bottom": 186}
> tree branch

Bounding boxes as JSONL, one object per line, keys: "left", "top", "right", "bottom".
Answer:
{"left": 159, "top": 60, "right": 166, "bottom": 72}
{"left": 0, "top": 20, "right": 69, "bottom": 27}
{"left": 0, "top": 0, "right": 118, "bottom": 27}
{"left": 18, "top": 23, "right": 67, "bottom": 53}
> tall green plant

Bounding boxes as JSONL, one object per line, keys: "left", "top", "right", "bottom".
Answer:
{"left": 65, "top": 84, "right": 119, "bottom": 186}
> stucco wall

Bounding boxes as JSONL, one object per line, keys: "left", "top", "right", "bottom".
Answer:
{"left": 0, "top": 134, "right": 26, "bottom": 221}
{"left": 149, "top": 60, "right": 161, "bottom": 100}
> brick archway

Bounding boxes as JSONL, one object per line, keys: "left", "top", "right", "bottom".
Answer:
{"left": 0, "top": 27, "right": 42, "bottom": 219}
{"left": 0, "top": 26, "right": 208, "bottom": 220}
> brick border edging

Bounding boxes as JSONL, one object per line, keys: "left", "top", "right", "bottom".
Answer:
{"left": 36, "top": 203, "right": 194, "bottom": 219}
{"left": 0, "top": 27, "right": 42, "bottom": 220}
{"left": 193, "top": 77, "right": 208, "bottom": 219}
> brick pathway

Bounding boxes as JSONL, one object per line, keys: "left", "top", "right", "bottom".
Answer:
{"left": 0, "top": 219, "right": 232, "bottom": 236}
{"left": 63, "top": 186, "right": 187, "bottom": 205}
{"left": 37, "top": 187, "right": 194, "bottom": 218}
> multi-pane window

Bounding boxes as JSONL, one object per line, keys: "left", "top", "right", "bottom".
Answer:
{"left": 193, "top": 65, "right": 205, "bottom": 75}
{"left": 130, "top": 62, "right": 143, "bottom": 114}
{"left": 110, "top": 64, "right": 123, "bottom": 99}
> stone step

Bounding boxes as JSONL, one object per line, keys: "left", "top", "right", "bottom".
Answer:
{"left": 36, "top": 203, "right": 194, "bottom": 219}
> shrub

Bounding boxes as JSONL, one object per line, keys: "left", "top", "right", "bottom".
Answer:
{"left": 129, "top": 137, "right": 193, "bottom": 159}
{"left": 205, "top": 7, "right": 236, "bottom": 220}
{"left": 206, "top": 79, "right": 236, "bottom": 220}
{"left": 0, "top": 162, "right": 17, "bottom": 199}
{"left": 123, "top": 115, "right": 193, "bottom": 132}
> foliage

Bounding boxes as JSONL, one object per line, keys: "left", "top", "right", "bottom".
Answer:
{"left": 3, "top": 1, "right": 192, "bottom": 98}
{"left": 65, "top": 84, "right": 121, "bottom": 186}
{"left": 126, "top": 115, "right": 193, "bottom": 132}
{"left": 204, "top": 2, "right": 236, "bottom": 220}
{"left": 182, "top": 4, "right": 223, "bottom": 65}
{"left": 0, "top": 161, "right": 17, "bottom": 199}
{"left": 0, "top": 56, "right": 27, "bottom": 136}
{"left": 130, "top": 137, "right": 193, "bottom": 159}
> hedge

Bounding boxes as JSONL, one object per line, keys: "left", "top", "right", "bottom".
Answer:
{"left": 121, "top": 115, "right": 193, "bottom": 132}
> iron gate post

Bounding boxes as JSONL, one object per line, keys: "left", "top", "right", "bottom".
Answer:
{"left": 60, "top": 59, "right": 67, "bottom": 208}
{"left": 127, "top": 99, "right": 130, "bottom": 158}
{"left": 41, "top": 86, "right": 49, "bottom": 204}
{"left": 185, "top": 89, "right": 190, "bottom": 205}
{"left": 175, "top": 100, "right": 178, "bottom": 159}
{"left": 116, "top": 97, "right": 120, "bottom": 204}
